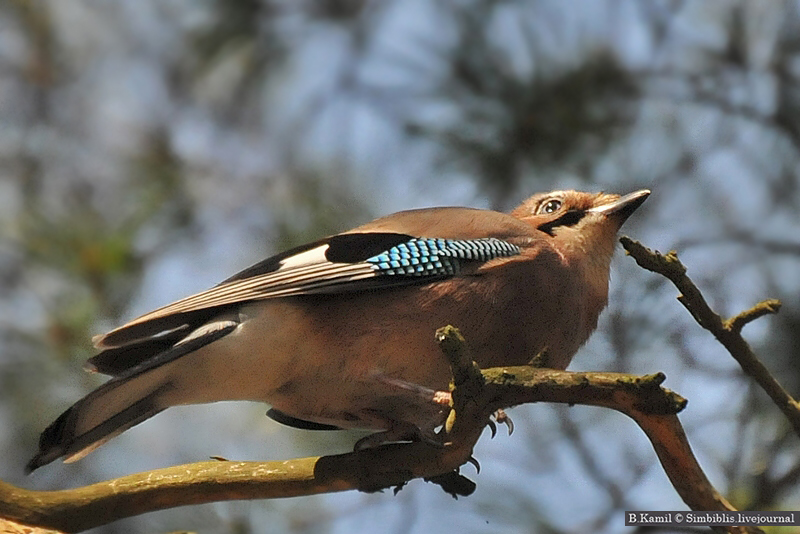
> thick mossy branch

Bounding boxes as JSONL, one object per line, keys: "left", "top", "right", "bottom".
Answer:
{"left": 1, "top": 327, "right": 760, "bottom": 534}
{"left": 621, "top": 236, "right": 800, "bottom": 440}
{"left": 1, "top": 439, "right": 485, "bottom": 533}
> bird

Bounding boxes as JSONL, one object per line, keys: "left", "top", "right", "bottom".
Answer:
{"left": 26, "top": 189, "right": 649, "bottom": 472}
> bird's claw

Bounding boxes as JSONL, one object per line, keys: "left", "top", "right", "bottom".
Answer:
{"left": 490, "top": 409, "right": 514, "bottom": 436}
{"left": 467, "top": 455, "right": 481, "bottom": 474}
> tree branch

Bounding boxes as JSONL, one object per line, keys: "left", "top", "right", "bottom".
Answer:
{"left": 620, "top": 236, "right": 800, "bottom": 440}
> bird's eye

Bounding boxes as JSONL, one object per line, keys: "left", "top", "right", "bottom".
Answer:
{"left": 538, "top": 199, "right": 562, "bottom": 214}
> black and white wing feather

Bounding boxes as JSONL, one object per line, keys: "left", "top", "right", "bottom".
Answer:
{"left": 94, "top": 232, "right": 520, "bottom": 351}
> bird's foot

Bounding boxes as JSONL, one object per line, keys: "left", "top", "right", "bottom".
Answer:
{"left": 424, "top": 470, "right": 476, "bottom": 498}
{"left": 432, "top": 390, "right": 452, "bottom": 406}
{"left": 487, "top": 409, "right": 514, "bottom": 438}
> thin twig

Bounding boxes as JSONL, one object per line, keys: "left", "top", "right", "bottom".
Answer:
{"left": 725, "top": 300, "right": 781, "bottom": 334}
{"left": 620, "top": 236, "right": 800, "bottom": 440}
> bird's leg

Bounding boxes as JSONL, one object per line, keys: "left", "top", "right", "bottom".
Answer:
{"left": 351, "top": 373, "right": 450, "bottom": 450}
{"left": 368, "top": 372, "right": 451, "bottom": 405}
{"left": 353, "top": 417, "right": 444, "bottom": 450}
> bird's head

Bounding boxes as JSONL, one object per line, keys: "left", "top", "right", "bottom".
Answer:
{"left": 512, "top": 189, "right": 650, "bottom": 269}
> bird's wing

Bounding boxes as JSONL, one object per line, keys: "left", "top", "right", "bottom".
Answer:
{"left": 95, "top": 208, "right": 530, "bottom": 350}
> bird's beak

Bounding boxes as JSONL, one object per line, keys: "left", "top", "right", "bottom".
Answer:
{"left": 588, "top": 189, "right": 650, "bottom": 224}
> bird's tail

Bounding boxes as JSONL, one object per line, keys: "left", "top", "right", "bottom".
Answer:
{"left": 25, "top": 365, "right": 171, "bottom": 473}
{"left": 26, "top": 321, "right": 237, "bottom": 473}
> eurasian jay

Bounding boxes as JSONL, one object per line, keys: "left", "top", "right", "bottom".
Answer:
{"left": 27, "top": 189, "right": 649, "bottom": 472}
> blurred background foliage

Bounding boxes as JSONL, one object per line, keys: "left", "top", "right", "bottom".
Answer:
{"left": 2, "top": 0, "right": 800, "bottom": 533}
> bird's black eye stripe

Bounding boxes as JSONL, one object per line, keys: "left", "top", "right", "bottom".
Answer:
{"left": 537, "top": 210, "right": 586, "bottom": 236}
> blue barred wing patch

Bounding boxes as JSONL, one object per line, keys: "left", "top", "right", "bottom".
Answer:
{"left": 365, "top": 237, "right": 520, "bottom": 276}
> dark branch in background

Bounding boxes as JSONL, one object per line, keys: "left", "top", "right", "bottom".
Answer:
{"left": 620, "top": 236, "right": 800, "bottom": 440}
{"left": 0, "top": 326, "right": 761, "bottom": 534}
